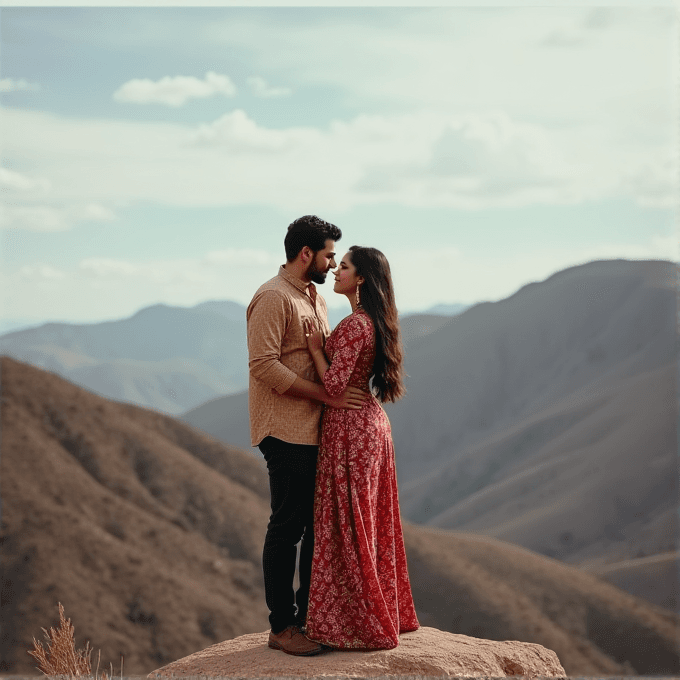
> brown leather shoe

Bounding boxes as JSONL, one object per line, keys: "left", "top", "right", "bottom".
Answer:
{"left": 268, "top": 625, "right": 326, "bottom": 656}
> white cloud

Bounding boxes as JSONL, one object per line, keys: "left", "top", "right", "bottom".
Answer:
{"left": 0, "top": 167, "right": 51, "bottom": 191}
{"left": 19, "top": 264, "right": 66, "bottom": 280}
{"left": 577, "top": 233, "right": 679, "bottom": 263}
{"left": 5, "top": 251, "right": 285, "bottom": 320}
{"left": 0, "top": 203, "right": 115, "bottom": 232}
{"left": 2, "top": 103, "right": 675, "bottom": 214}
{"left": 247, "top": 76, "right": 292, "bottom": 98}
{"left": 79, "top": 258, "right": 138, "bottom": 277}
{"left": 204, "top": 7, "right": 674, "bottom": 142}
{"left": 0, "top": 78, "right": 40, "bottom": 93}
{"left": 188, "top": 109, "right": 316, "bottom": 151}
{"left": 360, "top": 112, "right": 573, "bottom": 209}
{"left": 113, "top": 71, "right": 236, "bottom": 107}
{"left": 388, "top": 233, "right": 678, "bottom": 310}
{"left": 203, "top": 248, "right": 280, "bottom": 266}
{"left": 618, "top": 158, "right": 677, "bottom": 209}
{"left": 77, "top": 250, "right": 282, "bottom": 284}
{"left": 6, "top": 230, "right": 676, "bottom": 325}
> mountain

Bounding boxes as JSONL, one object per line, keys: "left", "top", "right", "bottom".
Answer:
{"left": 0, "top": 317, "right": 48, "bottom": 335}
{"left": 0, "top": 355, "right": 271, "bottom": 676}
{"left": 385, "top": 258, "right": 677, "bottom": 561}
{"left": 179, "top": 311, "right": 455, "bottom": 452}
{"left": 0, "top": 297, "right": 454, "bottom": 418}
{"left": 179, "top": 259, "right": 678, "bottom": 612}
{"left": 0, "top": 288, "right": 467, "bottom": 417}
{"left": 0, "top": 302, "right": 249, "bottom": 415}
{"left": 423, "top": 302, "right": 471, "bottom": 315}
{"left": 182, "top": 389, "right": 252, "bottom": 451}
{"left": 1, "top": 356, "right": 677, "bottom": 677}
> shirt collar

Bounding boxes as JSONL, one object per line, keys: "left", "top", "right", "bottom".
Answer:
{"left": 278, "top": 264, "right": 315, "bottom": 295}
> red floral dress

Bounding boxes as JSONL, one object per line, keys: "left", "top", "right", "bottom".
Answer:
{"left": 305, "top": 308, "right": 419, "bottom": 649}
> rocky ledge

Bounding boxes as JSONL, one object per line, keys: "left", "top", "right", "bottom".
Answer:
{"left": 147, "top": 626, "right": 566, "bottom": 678}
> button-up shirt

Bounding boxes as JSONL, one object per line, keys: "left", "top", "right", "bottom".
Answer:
{"left": 247, "top": 264, "right": 331, "bottom": 447}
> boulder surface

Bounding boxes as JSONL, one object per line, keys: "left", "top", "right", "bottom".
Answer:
{"left": 147, "top": 626, "right": 566, "bottom": 678}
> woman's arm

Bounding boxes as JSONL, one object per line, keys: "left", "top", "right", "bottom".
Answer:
{"left": 302, "top": 318, "right": 369, "bottom": 408}
{"left": 306, "top": 316, "right": 368, "bottom": 398}
{"left": 310, "top": 346, "right": 330, "bottom": 381}
{"left": 304, "top": 318, "right": 330, "bottom": 379}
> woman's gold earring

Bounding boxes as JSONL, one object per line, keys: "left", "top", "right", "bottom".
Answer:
{"left": 355, "top": 285, "right": 361, "bottom": 308}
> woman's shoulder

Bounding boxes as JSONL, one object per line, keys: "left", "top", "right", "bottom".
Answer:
{"left": 334, "top": 308, "right": 373, "bottom": 336}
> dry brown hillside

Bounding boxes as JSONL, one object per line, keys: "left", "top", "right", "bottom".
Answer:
{"left": 405, "top": 524, "right": 679, "bottom": 677}
{"left": 1, "top": 356, "right": 678, "bottom": 676}
{"left": 1, "top": 355, "right": 272, "bottom": 675}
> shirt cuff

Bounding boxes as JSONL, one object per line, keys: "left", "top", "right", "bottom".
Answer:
{"left": 272, "top": 366, "right": 298, "bottom": 394}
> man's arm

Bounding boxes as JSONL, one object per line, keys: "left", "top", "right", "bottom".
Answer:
{"left": 247, "top": 290, "right": 367, "bottom": 409}
{"left": 247, "top": 290, "right": 299, "bottom": 394}
{"left": 283, "top": 375, "right": 368, "bottom": 410}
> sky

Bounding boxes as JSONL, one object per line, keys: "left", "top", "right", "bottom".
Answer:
{"left": 1, "top": 1, "right": 677, "bottom": 328}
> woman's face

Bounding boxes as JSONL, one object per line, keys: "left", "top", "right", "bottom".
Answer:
{"left": 333, "top": 252, "right": 363, "bottom": 296}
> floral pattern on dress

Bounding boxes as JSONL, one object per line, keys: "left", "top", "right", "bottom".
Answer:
{"left": 305, "top": 308, "right": 419, "bottom": 650}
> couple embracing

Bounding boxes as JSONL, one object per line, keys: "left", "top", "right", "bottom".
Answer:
{"left": 246, "top": 215, "right": 419, "bottom": 656}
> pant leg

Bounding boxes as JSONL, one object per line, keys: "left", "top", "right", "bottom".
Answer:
{"left": 259, "top": 436, "right": 318, "bottom": 633}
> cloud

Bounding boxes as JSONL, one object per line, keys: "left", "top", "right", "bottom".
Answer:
{"left": 353, "top": 112, "right": 588, "bottom": 209}
{"left": 247, "top": 76, "right": 292, "bottom": 98}
{"left": 0, "top": 78, "right": 40, "bottom": 93}
{"left": 113, "top": 71, "right": 236, "bottom": 107}
{"left": 203, "top": 248, "right": 280, "bottom": 266}
{"left": 2, "top": 104, "right": 675, "bottom": 214}
{"left": 0, "top": 203, "right": 115, "bottom": 232}
{"left": 19, "top": 264, "right": 66, "bottom": 280}
{"left": 540, "top": 28, "right": 587, "bottom": 48}
{"left": 79, "top": 258, "right": 139, "bottom": 277}
{"left": 0, "top": 167, "right": 51, "bottom": 191}
{"left": 577, "top": 234, "right": 679, "bottom": 263}
{"left": 78, "top": 249, "right": 282, "bottom": 285}
{"left": 5, "top": 245, "right": 290, "bottom": 322}
{"left": 187, "top": 109, "right": 317, "bottom": 152}
{"left": 203, "top": 7, "right": 671, "bottom": 149}
{"left": 618, "top": 158, "right": 677, "bottom": 209}
{"left": 427, "top": 113, "right": 566, "bottom": 188}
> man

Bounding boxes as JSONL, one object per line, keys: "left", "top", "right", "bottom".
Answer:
{"left": 246, "top": 215, "right": 368, "bottom": 656}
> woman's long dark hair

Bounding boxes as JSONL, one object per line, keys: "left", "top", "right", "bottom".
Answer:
{"left": 349, "top": 245, "right": 406, "bottom": 403}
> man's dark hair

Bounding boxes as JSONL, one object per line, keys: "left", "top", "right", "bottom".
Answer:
{"left": 284, "top": 215, "right": 342, "bottom": 261}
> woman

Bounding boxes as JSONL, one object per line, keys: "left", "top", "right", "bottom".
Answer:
{"left": 302, "top": 245, "right": 419, "bottom": 650}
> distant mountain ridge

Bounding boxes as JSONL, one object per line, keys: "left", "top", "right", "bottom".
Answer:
{"left": 180, "top": 258, "right": 678, "bottom": 615}
{"left": 0, "top": 298, "right": 469, "bottom": 415}
{"left": 0, "top": 301, "right": 248, "bottom": 415}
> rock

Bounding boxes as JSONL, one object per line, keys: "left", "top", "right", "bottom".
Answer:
{"left": 147, "top": 626, "right": 566, "bottom": 678}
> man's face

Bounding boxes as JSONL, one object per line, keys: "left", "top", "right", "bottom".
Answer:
{"left": 306, "top": 239, "right": 337, "bottom": 284}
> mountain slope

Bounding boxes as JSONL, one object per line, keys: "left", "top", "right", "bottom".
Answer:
{"left": 180, "top": 311, "right": 458, "bottom": 451}
{"left": 0, "top": 302, "right": 249, "bottom": 414}
{"left": 0, "top": 298, "right": 461, "bottom": 418}
{"left": 1, "top": 357, "right": 677, "bottom": 676}
{"left": 402, "top": 362, "right": 677, "bottom": 564}
{"left": 180, "top": 260, "right": 677, "bottom": 574}
{"left": 0, "top": 355, "right": 271, "bottom": 674}
{"left": 386, "top": 258, "right": 676, "bottom": 483}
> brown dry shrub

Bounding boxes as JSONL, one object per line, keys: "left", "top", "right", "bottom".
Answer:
{"left": 28, "top": 602, "right": 121, "bottom": 680}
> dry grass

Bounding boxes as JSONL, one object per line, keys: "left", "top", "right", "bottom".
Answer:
{"left": 28, "top": 602, "right": 122, "bottom": 680}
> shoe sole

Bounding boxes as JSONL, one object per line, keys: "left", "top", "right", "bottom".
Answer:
{"left": 268, "top": 639, "right": 326, "bottom": 656}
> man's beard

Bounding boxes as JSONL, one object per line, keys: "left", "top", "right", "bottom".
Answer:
{"left": 308, "top": 259, "right": 328, "bottom": 284}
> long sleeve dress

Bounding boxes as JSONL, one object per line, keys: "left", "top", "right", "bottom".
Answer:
{"left": 305, "top": 308, "right": 419, "bottom": 649}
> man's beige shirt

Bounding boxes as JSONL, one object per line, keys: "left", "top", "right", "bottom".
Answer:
{"left": 247, "top": 264, "right": 332, "bottom": 447}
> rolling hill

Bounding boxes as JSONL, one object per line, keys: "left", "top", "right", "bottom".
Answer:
{"left": 0, "top": 297, "right": 466, "bottom": 417}
{"left": 178, "top": 259, "right": 678, "bottom": 612}
{"left": 1, "top": 356, "right": 678, "bottom": 677}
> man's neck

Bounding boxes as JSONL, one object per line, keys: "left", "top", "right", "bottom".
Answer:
{"left": 283, "top": 261, "right": 311, "bottom": 284}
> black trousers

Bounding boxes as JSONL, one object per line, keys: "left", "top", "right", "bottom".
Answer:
{"left": 258, "top": 435, "right": 318, "bottom": 634}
